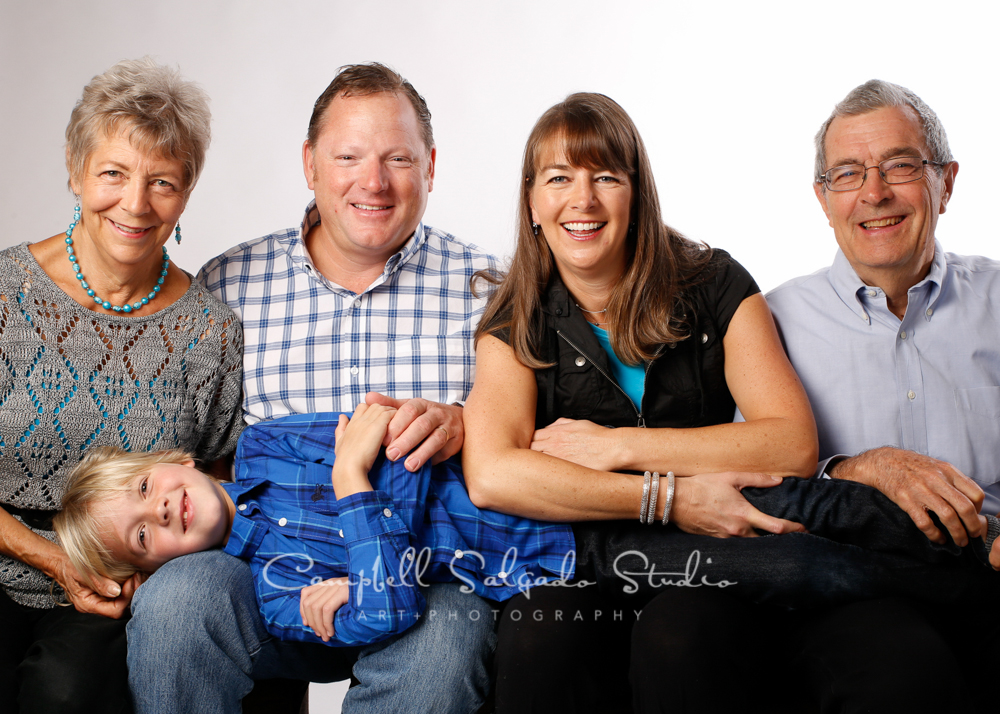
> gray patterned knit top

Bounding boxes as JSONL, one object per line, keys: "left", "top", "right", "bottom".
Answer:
{"left": 0, "top": 243, "right": 245, "bottom": 607}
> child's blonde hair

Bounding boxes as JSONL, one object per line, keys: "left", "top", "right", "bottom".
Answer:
{"left": 54, "top": 446, "right": 196, "bottom": 588}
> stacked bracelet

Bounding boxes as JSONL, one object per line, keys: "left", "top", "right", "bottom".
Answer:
{"left": 639, "top": 471, "right": 652, "bottom": 523}
{"left": 661, "top": 471, "right": 676, "bottom": 526}
{"left": 639, "top": 472, "right": 663, "bottom": 524}
{"left": 645, "top": 471, "right": 660, "bottom": 525}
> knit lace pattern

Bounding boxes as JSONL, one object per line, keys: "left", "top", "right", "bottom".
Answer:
{"left": 0, "top": 243, "right": 245, "bottom": 607}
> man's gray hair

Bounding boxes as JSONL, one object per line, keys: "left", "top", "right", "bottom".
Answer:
{"left": 814, "top": 79, "right": 952, "bottom": 182}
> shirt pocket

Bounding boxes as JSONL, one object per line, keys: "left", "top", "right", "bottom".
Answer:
{"left": 952, "top": 387, "right": 1000, "bottom": 489}
{"left": 955, "top": 386, "right": 1000, "bottom": 419}
{"left": 550, "top": 351, "right": 607, "bottom": 422}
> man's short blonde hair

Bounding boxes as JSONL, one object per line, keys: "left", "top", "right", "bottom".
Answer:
{"left": 54, "top": 446, "right": 195, "bottom": 588}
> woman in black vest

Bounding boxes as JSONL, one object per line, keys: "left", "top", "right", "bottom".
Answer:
{"left": 462, "top": 93, "right": 995, "bottom": 713}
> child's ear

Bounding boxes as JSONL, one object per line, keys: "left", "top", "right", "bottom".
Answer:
{"left": 183, "top": 459, "right": 196, "bottom": 467}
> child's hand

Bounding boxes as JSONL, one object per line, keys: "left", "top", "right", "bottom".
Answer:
{"left": 332, "top": 404, "right": 396, "bottom": 494}
{"left": 300, "top": 577, "right": 350, "bottom": 642}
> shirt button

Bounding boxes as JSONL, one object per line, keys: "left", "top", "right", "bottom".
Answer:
{"left": 339, "top": 529, "right": 344, "bottom": 538}
{"left": 574, "top": 356, "right": 586, "bottom": 367}
{"left": 701, "top": 333, "right": 708, "bottom": 344}
{"left": 383, "top": 508, "right": 392, "bottom": 518}
{"left": 238, "top": 503, "right": 247, "bottom": 511}
{"left": 454, "top": 549, "right": 464, "bottom": 559}
{"left": 353, "top": 299, "right": 362, "bottom": 308}
{"left": 861, "top": 312, "right": 869, "bottom": 323}
{"left": 350, "top": 366, "right": 359, "bottom": 375}
{"left": 899, "top": 331, "right": 907, "bottom": 340}
{"left": 668, "top": 343, "right": 677, "bottom": 349}
{"left": 278, "top": 517, "right": 288, "bottom": 526}
{"left": 907, "top": 390, "right": 916, "bottom": 401}
{"left": 925, "top": 308, "right": 933, "bottom": 317}
{"left": 406, "top": 551, "right": 414, "bottom": 560}
{"left": 867, "top": 289, "right": 877, "bottom": 297}
{"left": 498, "top": 571, "right": 507, "bottom": 579}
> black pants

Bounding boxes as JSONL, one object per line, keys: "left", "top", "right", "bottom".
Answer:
{"left": 0, "top": 588, "right": 131, "bottom": 714}
{"left": 494, "top": 588, "right": 987, "bottom": 714}
{"left": 494, "top": 476, "right": 999, "bottom": 713}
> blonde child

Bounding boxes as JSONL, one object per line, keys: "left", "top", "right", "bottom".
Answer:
{"left": 55, "top": 405, "right": 574, "bottom": 645}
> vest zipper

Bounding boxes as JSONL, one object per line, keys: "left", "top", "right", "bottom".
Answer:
{"left": 557, "top": 330, "right": 656, "bottom": 428}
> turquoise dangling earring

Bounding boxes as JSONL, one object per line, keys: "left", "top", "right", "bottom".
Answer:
{"left": 66, "top": 199, "right": 81, "bottom": 239}
{"left": 174, "top": 223, "right": 182, "bottom": 245}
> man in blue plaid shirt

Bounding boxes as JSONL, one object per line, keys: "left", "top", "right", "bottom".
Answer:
{"left": 128, "top": 63, "right": 500, "bottom": 714}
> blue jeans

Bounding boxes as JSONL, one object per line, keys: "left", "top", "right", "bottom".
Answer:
{"left": 575, "top": 476, "right": 997, "bottom": 609}
{"left": 127, "top": 551, "right": 494, "bottom": 714}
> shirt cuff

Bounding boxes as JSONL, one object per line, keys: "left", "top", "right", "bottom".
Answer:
{"left": 815, "top": 454, "right": 849, "bottom": 479}
{"left": 336, "top": 491, "right": 409, "bottom": 544}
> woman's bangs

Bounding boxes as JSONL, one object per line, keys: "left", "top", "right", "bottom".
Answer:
{"left": 559, "top": 115, "right": 634, "bottom": 176}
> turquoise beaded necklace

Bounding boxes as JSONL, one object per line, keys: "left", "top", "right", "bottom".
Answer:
{"left": 64, "top": 203, "right": 169, "bottom": 314}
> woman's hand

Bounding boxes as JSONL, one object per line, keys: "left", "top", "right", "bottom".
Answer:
{"left": 530, "top": 418, "right": 622, "bottom": 472}
{"left": 52, "top": 555, "right": 137, "bottom": 619}
{"left": 670, "top": 472, "right": 807, "bottom": 538}
{"left": 300, "top": 577, "right": 350, "bottom": 642}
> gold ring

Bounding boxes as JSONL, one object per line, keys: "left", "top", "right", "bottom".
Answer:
{"left": 436, "top": 426, "right": 450, "bottom": 441}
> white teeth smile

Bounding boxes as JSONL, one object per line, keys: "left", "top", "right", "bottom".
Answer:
{"left": 354, "top": 204, "right": 390, "bottom": 211}
{"left": 563, "top": 222, "right": 606, "bottom": 231}
{"left": 861, "top": 217, "right": 903, "bottom": 229}
{"left": 112, "top": 221, "right": 149, "bottom": 234}
{"left": 182, "top": 495, "right": 189, "bottom": 530}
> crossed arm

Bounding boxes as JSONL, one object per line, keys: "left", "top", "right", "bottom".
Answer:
{"left": 462, "top": 294, "right": 819, "bottom": 538}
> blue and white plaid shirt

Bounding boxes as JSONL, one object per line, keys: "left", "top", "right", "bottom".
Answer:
{"left": 222, "top": 413, "right": 576, "bottom": 647}
{"left": 198, "top": 202, "right": 498, "bottom": 424}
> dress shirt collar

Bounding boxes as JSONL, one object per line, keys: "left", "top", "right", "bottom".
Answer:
{"left": 290, "top": 201, "right": 427, "bottom": 294}
{"left": 828, "top": 241, "right": 948, "bottom": 324}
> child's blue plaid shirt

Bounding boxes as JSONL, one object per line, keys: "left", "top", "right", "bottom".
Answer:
{"left": 222, "top": 413, "right": 577, "bottom": 647}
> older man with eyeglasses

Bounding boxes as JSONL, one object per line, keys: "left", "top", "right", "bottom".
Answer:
{"left": 766, "top": 79, "right": 1000, "bottom": 711}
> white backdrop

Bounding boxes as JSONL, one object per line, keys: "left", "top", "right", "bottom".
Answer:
{"left": 2, "top": 0, "right": 997, "bottom": 709}
{"left": 2, "top": 0, "right": 998, "bottom": 295}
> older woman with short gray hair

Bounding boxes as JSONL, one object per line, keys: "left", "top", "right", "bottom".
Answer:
{"left": 0, "top": 57, "right": 244, "bottom": 714}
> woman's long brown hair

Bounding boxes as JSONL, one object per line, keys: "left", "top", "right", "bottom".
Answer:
{"left": 474, "top": 92, "right": 712, "bottom": 368}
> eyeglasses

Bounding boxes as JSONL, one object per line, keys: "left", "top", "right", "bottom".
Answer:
{"left": 817, "top": 157, "right": 945, "bottom": 192}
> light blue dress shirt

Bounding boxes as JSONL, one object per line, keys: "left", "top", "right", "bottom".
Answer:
{"left": 766, "top": 243, "right": 1000, "bottom": 515}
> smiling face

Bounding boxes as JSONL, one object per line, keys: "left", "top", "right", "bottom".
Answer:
{"left": 70, "top": 130, "right": 188, "bottom": 271}
{"left": 303, "top": 92, "right": 435, "bottom": 268}
{"left": 530, "top": 137, "right": 633, "bottom": 285}
{"left": 97, "top": 461, "right": 232, "bottom": 573}
{"left": 814, "top": 105, "right": 957, "bottom": 288}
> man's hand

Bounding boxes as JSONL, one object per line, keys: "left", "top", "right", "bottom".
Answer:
{"left": 52, "top": 557, "right": 139, "bottom": 619}
{"left": 671, "top": 472, "right": 806, "bottom": 538}
{"left": 831, "top": 447, "right": 984, "bottom": 546}
{"left": 365, "top": 392, "right": 464, "bottom": 472}
{"left": 530, "top": 418, "right": 620, "bottom": 472}
{"left": 300, "top": 577, "right": 350, "bottom": 642}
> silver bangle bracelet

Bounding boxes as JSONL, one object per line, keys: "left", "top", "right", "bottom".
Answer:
{"left": 639, "top": 471, "right": 651, "bottom": 524}
{"left": 661, "top": 471, "right": 676, "bottom": 526}
{"left": 646, "top": 471, "right": 660, "bottom": 524}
